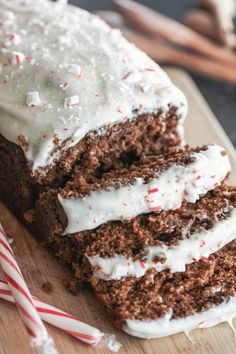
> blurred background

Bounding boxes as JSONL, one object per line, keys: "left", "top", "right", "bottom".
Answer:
{"left": 69, "top": 0, "right": 236, "bottom": 147}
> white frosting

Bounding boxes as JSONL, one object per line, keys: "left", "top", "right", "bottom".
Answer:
{"left": 123, "top": 296, "right": 236, "bottom": 339}
{"left": 88, "top": 209, "right": 236, "bottom": 280}
{"left": 0, "top": 0, "right": 187, "bottom": 173}
{"left": 58, "top": 145, "right": 230, "bottom": 233}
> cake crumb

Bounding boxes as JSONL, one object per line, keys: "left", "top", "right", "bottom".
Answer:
{"left": 42, "top": 281, "right": 53, "bottom": 294}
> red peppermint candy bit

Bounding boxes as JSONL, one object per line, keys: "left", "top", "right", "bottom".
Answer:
{"left": 117, "top": 108, "right": 123, "bottom": 113}
{"left": 140, "top": 261, "right": 146, "bottom": 269}
{"left": 26, "top": 56, "right": 32, "bottom": 63}
{"left": 144, "top": 196, "right": 151, "bottom": 203}
{"left": 196, "top": 175, "right": 201, "bottom": 180}
{"left": 200, "top": 240, "right": 206, "bottom": 248}
{"left": 198, "top": 321, "right": 205, "bottom": 326}
{"left": 148, "top": 188, "right": 159, "bottom": 194}
{"left": 79, "top": 69, "right": 83, "bottom": 79}
{"left": 150, "top": 206, "right": 161, "bottom": 212}
{"left": 211, "top": 175, "right": 216, "bottom": 179}
{"left": 184, "top": 190, "right": 189, "bottom": 197}
{"left": 192, "top": 257, "right": 198, "bottom": 262}
{"left": 63, "top": 127, "right": 68, "bottom": 131}
{"left": 201, "top": 256, "right": 208, "bottom": 262}
{"left": 214, "top": 182, "right": 218, "bottom": 187}
{"left": 15, "top": 54, "right": 20, "bottom": 65}
{"left": 145, "top": 68, "right": 156, "bottom": 72}
{"left": 122, "top": 71, "right": 132, "bottom": 80}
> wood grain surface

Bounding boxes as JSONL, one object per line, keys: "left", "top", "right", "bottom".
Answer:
{"left": 0, "top": 68, "right": 235, "bottom": 354}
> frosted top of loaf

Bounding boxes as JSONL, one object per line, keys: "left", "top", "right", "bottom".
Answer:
{"left": 0, "top": 0, "right": 187, "bottom": 172}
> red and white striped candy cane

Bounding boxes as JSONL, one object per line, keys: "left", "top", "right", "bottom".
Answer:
{"left": 0, "top": 224, "right": 121, "bottom": 352}
{"left": 0, "top": 279, "right": 107, "bottom": 346}
{"left": 0, "top": 224, "right": 58, "bottom": 354}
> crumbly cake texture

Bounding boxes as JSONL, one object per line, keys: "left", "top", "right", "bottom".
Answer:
{"left": 90, "top": 240, "right": 236, "bottom": 338}
{"left": 0, "top": 0, "right": 187, "bottom": 182}
{"left": 35, "top": 144, "right": 230, "bottom": 235}
{"left": 34, "top": 185, "right": 236, "bottom": 283}
{"left": 0, "top": 112, "right": 181, "bottom": 214}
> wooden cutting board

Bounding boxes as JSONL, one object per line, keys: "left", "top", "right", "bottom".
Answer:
{"left": 0, "top": 68, "right": 235, "bottom": 354}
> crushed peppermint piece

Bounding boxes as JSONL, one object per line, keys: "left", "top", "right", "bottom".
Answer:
{"left": 25, "top": 91, "right": 41, "bottom": 107}
{"left": 12, "top": 51, "right": 25, "bottom": 65}
{"left": 140, "top": 262, "right": 146, "bottom": 269}
{"left": 148, "top": 188, "right": 159, "bottom": 194}
{"left": 66, "top": 64, "right": 83, "bottom": 78}
{"left": 192, "top": 257, "right": 198, "bottom": 262}
{"left": 122, "top": 71, "right": 132, "bottom": 80}
{"left": 64, "top": 95, "right": 80, "bottom": 108}
{"left": 198, "top": 321, "right": 205, "bottom": 326}
{"left": 122, "top": 71, "right": 142, "bottom": 83}
{"left": 144, "top": 195, "right": 151, "bottom": 203}
{"left": 184, "top": 190, "right": 189, "bottom": 197}
{"left": 200, "top": 240, "right": 206, "bottom": 248}
{"left": 144, "top": 68, "right": 156, "bottom": 72}
{"left": 201, "top": 256, "right": 208, "bottom": 262}
{"left": 60, "top": 82, "right": 70, "bottom": 90}
{"left": 150, "top": 206, "right": 161, "bottom": 212}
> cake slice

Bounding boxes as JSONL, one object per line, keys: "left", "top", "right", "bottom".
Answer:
{"left": 35, "top": 144, "right": 230, "bottom": 236}
{"left": 0, "top": 0, "right": 187, "bottom": 215}
{"left": 90, "top": 240, "right": 236, "bottom": 339}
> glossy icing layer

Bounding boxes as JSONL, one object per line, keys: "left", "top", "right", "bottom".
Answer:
{"left": 58, "top": 145, "right": 230, "bottom": 233}
{"left": 0, "top": 0, "right": 187, "bottom": 173}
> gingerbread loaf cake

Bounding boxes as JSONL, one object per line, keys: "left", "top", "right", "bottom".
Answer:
{"left": 0, "top": 0, "right": 187, "bottom": 217}
{"left": 1, "top": 0, "right": 236, "bottom": 341}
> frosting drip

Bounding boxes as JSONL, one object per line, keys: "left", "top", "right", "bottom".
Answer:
{"left": 123, "top": 296, "right": 236, "bottom": 339}
{"left": 0, "top": 0, "right": 187, "bottom": 172}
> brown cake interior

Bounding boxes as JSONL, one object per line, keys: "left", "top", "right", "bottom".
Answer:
{"left": 0, "top": 110, "right": 181, "bottom": 215}
{"left": 90, "top": 240, "right": 236, "bottom": 326}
